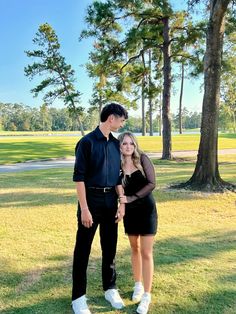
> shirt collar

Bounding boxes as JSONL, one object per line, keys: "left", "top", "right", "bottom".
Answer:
{"left": 94, "top": 126, "right": 116, "bottom": 141}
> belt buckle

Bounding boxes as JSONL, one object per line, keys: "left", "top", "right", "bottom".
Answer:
{"left": 103, "top": 187, "right": 110, "bottom": 193}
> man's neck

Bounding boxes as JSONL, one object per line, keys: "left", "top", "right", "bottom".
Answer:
{"left": 99, "top": 123, "right": 110, "bottom": 139}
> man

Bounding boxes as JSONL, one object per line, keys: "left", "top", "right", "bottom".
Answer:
{"left": 72, "top": 103, "right": 128, "bottom": 314}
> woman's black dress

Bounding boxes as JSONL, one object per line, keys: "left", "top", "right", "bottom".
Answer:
{"left": 123, "top": 155, "right": 158, "bottom": 235}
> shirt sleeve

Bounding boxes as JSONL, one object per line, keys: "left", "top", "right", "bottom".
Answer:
{"left": 73, "top": 138, "right": 91, "bottom": 182}
{"left": 126, "top": 154, "right": 156, "bottom": 203}
{"left": 117, "top": 165, "right": 123, "bottom": 186}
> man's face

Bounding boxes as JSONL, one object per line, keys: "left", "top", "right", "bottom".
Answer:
{"left": 110, "top": 115, "right": 126, "bottom": 132}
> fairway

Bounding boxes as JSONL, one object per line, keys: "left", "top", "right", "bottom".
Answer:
{"left": 0, "top": 156, "right": 236, "bottom": 313}
{"left": 0, "top": 133, "right": 235, "bottom": 164}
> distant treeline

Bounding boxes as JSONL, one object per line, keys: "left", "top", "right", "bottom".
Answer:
{"left": 0, "top": 102, "right": 205, "bottom": 133}
{"left": 0, "top": 102, "right": 234, "bottom": 133}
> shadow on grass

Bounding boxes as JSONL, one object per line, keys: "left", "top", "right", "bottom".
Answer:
{"left": 219, "top": 133, "right": 236, "bottom": 139}
{"left": 152, "top": 158, "right": 236, "bottom": 190}
{"left": 0, "top": 167, "right": 235, "bottom": 209}
{"left": 0, "top": 158, "right": 235, "bottom": 190}
{"left": 0, "top": 254, "right": 135, "bottom": 314}
{"left": 0, "top": 168, "right": 74, "bottom": 190}
{"left": 1, "top": 229, "right": 236, "bottom": 313}
{"left": 154, "top": 230, "right": 236, "bottom": 267}
{"left": 151, "top": 229, "right": 236, "bottom": 313}
{"left": 0, "top": 191, "right": 74, "bottom": 208}
{"left": 0, "top": 141, "right": 74, "bottom": 164}
{"left": 1, "top": 297, "right": 71, "bottom": 314}
{"left": 1, "top": 255, "right": 72, "bottom": 313}
{"left": 0, "top": 166, "right": 220, "bottom": 210}
{"left": 0, "top": 184, "right": 218, "bottom": 209}
{"left": 173, "top": 290, "right": 236, "bottom": 314}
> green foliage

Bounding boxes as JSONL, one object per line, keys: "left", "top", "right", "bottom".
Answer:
{"left": 81, "top": 0, "right": 208, "bottom": 141}
{"left": 220, "top": 10, "right": 236, "bottom": 132}
{"left": 0, "top": 101, "right": 234, "bottom": 133}
{"left": 0, "top": 102, "right": 74, "bottom": 132}
{"left": 25, "top": 23, "right": 83, "bottom": 119}
{"left": 173, "top": 108, "right": 202, "bottom": 130}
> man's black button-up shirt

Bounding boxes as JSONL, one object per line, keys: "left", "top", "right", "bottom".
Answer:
{"left": 73, "top": 126, "right": 121, "bottom": 187}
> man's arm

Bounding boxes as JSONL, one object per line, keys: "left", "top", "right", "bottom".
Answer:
{"left": 76, "top": 182, "right": 93, "bottom": 228}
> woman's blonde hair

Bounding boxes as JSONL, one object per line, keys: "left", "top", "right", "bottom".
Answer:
{"left": 118, "top": 132, "right": 145, "bottom": 179}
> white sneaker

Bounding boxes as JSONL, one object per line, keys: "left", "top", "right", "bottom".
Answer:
{"left": 72, "top": 295, "right": 91, "bottom": 314}
{"left": 136, "top": 292, "right": 151, "bottom": 314}
{"left": 132, "top": 282, "right": 144, "bottom": 302}
{"left": 105, "top": 289, "right": 125, "bottom": 309}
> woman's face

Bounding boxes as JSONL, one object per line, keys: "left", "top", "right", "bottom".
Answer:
{"left": 120, "top": 135, "right": 135, "bottom": 157}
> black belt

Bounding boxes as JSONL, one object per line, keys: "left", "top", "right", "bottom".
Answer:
{"left": 87, "top": 186, "right": 115, "bottom": 193}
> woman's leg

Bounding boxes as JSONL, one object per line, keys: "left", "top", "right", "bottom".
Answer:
{"left": 128, "top": 235, "right": 142, "bottom": 282}
{"left": 140, "top": 235, "right": 154, "bottom": 293}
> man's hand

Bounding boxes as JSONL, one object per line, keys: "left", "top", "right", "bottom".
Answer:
{"left": 81, "top": 208, "right": 93, "bottom": 228}
{"left": 115, "top": 203, "right": 125, "bottom": 223}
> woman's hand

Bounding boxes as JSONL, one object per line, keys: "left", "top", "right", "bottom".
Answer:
{"left": 119, "top": 195, "right": 127, "bottom": 204}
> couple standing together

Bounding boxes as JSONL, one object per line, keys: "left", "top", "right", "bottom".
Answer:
{"left": 72, "top": 103, "right": 158, "bottom": 314}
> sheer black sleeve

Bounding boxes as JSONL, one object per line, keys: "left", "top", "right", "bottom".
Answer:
{"left": 126, "top": 154, "right": 156, "bottom": 203}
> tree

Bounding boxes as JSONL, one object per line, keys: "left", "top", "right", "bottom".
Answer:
{"left": 86, "top": 44, "right": 117, "bottom": 116}
{"left": 24, "top": 23, "right": 85, "bottom": 135}
{"left": 220, "top": 13, "right": 236, "bottom": 133}
{"left": 177, "top": 0, "right": 235, "bottom": 191}
{"left": 40, "top": 103, "right": 52, "bottom": 131}
{"left": 81, "top": 0, "right": 204, "bottom": 159}
{"left": 170, "top": 10, "right": 206, "bottom": 135}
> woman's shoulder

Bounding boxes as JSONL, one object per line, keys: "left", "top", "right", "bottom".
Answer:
{"left": 140, "top": 153, "right": 150, "bottom": 162}
{"left": 140, "top": 153, "right": 154, "bottom": 169}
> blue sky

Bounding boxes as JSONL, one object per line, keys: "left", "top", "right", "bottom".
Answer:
{"left": 0, "top": 0, "right": 203, "bottom": 116}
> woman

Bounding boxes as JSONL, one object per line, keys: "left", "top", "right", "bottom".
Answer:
{"left": 118, "top": 132, "right": 157, "bottom": 314}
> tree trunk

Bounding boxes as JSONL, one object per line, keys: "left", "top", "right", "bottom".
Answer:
{"left": 98, "top": 94, "right": 103, "bottom": 123}
{"left": 233, "top": 111, "right": 236, "bottom": 133}
{"left": 161, "top": 17, "right": 172, "bottom": 159}
{"left": 77, "top": 116, "right": 85, "bottom": 136}
{"left": 179, "top": 62, "right": 184, "bottom": 134}
{"left": 141, "top": 80, "right": 146, "bottom": 136}
{"left": 148, "top": 49, "right": 153, "bottom": 136}
{"left": 149, "top": 99, "right": 153, "bottom": 136}
{"left": 178, "top": 0, "right": 234, "bottom": 191}
{"left": 69, "top": 98, "right": 85, "bottom": 136}
{"left": 159, "top": 93, "right": 162, "bottom": 136}
{"left": 60, "top": 75, "right": 85, "bottom": 136}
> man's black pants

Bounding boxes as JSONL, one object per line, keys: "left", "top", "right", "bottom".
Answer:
{"left": 72, "top": 189, "right": 118, "bottom": 300}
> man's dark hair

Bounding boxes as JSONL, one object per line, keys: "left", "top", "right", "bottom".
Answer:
{"left": 100, "top": 103, "right": 128, "bottom": 122}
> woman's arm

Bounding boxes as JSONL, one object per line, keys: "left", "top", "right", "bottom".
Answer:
{"left": 126, "top": 154, "right": 156, "bottom": 203}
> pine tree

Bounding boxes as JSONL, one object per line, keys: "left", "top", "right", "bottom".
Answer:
{"left": 25, "top": 23, "right": 84, "bottom": 135}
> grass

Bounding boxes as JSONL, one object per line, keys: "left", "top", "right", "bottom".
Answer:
{"left": 0, "top": 133, "right": 235, "bottom": 164}
{"left": 0, "top": 131, "right": 86, "bottom": 136}
{"left": 0, "top": 156, "right": 236, "bottom": 313}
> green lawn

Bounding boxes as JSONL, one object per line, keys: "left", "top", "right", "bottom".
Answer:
{"left": 0, "top": 133, "right": 235, "bottom": 164}
{"left": 0, "top": 156, "right": 236, "bottom": 313}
